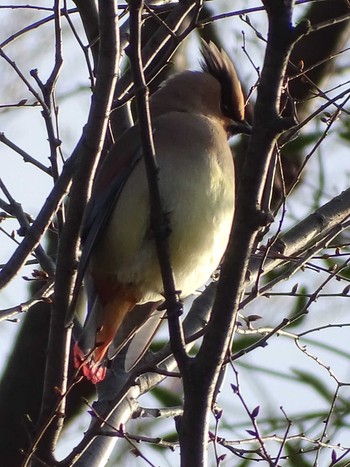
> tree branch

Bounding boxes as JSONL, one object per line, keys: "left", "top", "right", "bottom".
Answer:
{"left": 26, "top": 2, "right": 120, "bottom": 465}
{"left": 129, "top": 0, "right": 189, "bottom": 371}
{"left": 177, "top": 2, "right": 309, "bottom": 465}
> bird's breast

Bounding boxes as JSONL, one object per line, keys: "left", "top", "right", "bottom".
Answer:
{"left": 90, "top": 112, "right": 235, "bottom": 303}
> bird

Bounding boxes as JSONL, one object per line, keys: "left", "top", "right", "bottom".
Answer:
{"left": 73, "top": 41, "right": 250, "bottom": 384}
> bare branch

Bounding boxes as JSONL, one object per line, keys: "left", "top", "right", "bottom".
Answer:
{"left": 128, "top": 0, "right": 188, "bottom": 371}
{"left": 25, "top": 1, "right": 120, "bottom": 464}
{"left": 0, "top": 132, "right": 52, "bottom": 174}
{"left": 0, "top": 155, "right": 73, "bottom": 290}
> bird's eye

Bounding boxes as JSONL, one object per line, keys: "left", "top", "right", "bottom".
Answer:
{"left": 221, "top": 102, "right": 231, "bottom": 117}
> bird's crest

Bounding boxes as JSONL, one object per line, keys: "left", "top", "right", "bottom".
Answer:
{"left": 200, "top": 40, "right": 245, "bottom": 123}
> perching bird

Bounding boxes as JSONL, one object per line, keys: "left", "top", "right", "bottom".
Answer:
{"left": 73, "top": 41, "right": 250, "bottom": 384}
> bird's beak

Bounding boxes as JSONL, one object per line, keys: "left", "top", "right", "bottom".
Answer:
{"left": 228, "top": 119, "right": 252, "bottom": 137}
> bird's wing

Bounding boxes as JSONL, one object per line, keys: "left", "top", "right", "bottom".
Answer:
{"left": 73, "top": 122, "right": 166, "bottom": 372}
{"left": 68, "top": 125, "right": 143, "bottom": 324}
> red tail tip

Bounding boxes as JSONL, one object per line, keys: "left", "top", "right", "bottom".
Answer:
{"left": 73, "top": 343, "right": 107, "bottom": 384}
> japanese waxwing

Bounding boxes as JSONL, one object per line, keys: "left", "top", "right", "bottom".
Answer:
{"left": 73, "top": 41, "right": 250, "bottom": 384}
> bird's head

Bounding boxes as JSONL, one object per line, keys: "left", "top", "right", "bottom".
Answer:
{"left": 150, "top": 41, "right": 251, "bottom": 137}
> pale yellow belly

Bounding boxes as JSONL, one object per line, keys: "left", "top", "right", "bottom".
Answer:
{"left": 90, "top": 113, "right": 235, "bottom": 303}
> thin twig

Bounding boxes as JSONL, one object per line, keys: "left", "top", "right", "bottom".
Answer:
{"left": 0, "top": 133, "right": 52, "bottom": 174}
